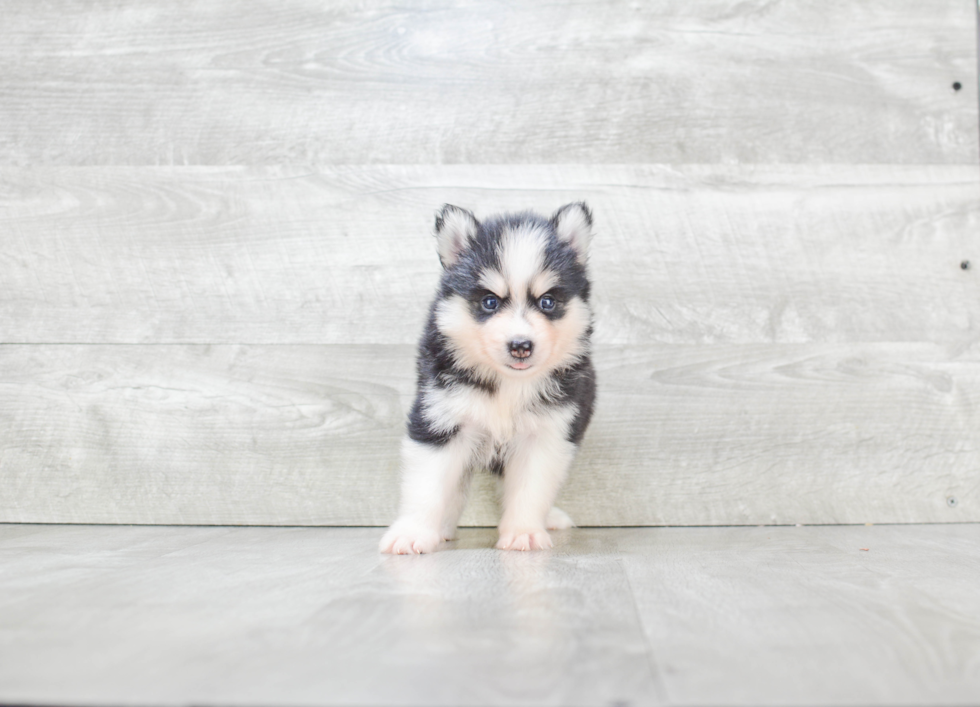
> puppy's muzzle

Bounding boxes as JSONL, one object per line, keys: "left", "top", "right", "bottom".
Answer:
{"left": 509, "top": 340, "right": 533, "bottom": 359}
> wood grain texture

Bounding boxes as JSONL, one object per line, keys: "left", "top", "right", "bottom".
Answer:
{"left": 2, "top": 1, "right": 977, "bottom": 529}
{"left": 2, "top": 164, "right": 978, "bottom": 345}
{"left": 0, "top": 344, "right": 407, "bottom": 525}
{"left": 0, "top": 0, "right": 975, "bottom": 165}
{"left": 2, "top": 524, "right": 979, "bottom": 706}
{"left": 1, "top": 342, "right": 975, "bottom": 526}
{"left": 0, "top": 525, "right": 663, "bottom": 707}
{"left": 621, "top": 524, "right": 980, "bottom": 705}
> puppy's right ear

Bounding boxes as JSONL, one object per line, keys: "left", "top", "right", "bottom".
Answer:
{"left": 434, "top": 204, "right": 479, "bottom": 269}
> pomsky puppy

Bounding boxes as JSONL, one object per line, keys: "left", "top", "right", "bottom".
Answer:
{"left": 379, "top": 203, "right": 596, "bottom": 554}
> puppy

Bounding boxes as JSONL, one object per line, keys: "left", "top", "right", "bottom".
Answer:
{"left": 379, "top": 203, "right": 596, "bottom": 554}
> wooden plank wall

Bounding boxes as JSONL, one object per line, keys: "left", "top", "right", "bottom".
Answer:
{"left": 0, "top": 1, "right": 977, "bottom": 526}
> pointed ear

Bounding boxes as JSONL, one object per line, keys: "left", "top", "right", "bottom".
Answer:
{"left": 551, "top": 202, "right": 593, "bottom": 262}
{"left": 434, "top": 204, "right": 479, "bottom": 269}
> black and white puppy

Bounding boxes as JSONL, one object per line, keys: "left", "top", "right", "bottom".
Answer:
{"left": 379, "top": 203, "right": 596, "bottom": 554}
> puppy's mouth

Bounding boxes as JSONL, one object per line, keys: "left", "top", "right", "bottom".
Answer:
{"left": 507, "top": 361, "right": 533, "bottom": 371}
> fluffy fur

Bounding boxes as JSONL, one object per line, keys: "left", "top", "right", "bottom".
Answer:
{"left": 379, "top": 203, "right": 597, "bottom": 554}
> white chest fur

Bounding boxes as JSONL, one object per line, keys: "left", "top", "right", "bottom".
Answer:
{"left": 423, "top": 377, "right": 572, "bottom": 447}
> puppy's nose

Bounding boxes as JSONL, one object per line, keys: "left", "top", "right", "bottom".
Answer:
{"left": 509, "top": 340, "right": 533, "bottom": 359}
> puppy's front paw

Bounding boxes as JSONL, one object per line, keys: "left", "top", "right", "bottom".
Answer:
{"left": 379, "top": 523, "right": 442, "bottom": 555}
{"left": 496, "top": 528, "right": 552, "bottom": 551}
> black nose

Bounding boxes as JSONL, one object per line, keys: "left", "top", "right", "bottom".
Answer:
{"left": 509, "top": 340, "right": 533, "bottom": 358}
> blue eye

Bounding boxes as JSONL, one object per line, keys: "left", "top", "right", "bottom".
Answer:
{"left": 539, "top": 295, "right": 556, "bottom": 311}
{"left": 481, "top": 294, "right": 499, "bottom": 312}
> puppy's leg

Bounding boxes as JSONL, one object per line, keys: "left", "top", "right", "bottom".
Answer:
{"left": 439, "top": 465, "right": 474, "bottom": 541}
{"left": 379, "top": 434, "right": 476, "bottom": 554}
{"left": 496, "top": 424, "right": 577, "bottom": 551}
{"left": 546, "top": 506, "right": 575, "bottom": 530}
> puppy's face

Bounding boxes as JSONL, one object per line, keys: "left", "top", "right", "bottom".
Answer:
{"left": 433, "top": 204, "right": 593, "bottom": 381}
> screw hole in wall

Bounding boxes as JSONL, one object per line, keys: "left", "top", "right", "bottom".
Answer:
{"left": 953, "top": 81, "right": 962, "bottom": 91}
{"left": 961, "top": 260, "right": 970, "bottom": 270}
{"left": 947, "top": 496, "right": 958, "bottom": 508}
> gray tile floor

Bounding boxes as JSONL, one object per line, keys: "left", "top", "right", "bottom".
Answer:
{"left": 1, "top": 524, "right": 978, "bottom": 706}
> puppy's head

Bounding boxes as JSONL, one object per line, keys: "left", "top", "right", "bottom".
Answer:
{"left": 433, "top": 203, "right": 593, "bottom": 381}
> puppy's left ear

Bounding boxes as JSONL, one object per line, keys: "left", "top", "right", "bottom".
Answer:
{"left": 551, "top": 202, "right": 593, "bottom": 262}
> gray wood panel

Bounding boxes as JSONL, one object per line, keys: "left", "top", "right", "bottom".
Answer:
{"left": 2, "top": 524, "right": 979, "bottom": 706}
{"left": 621, "top": 524, "right": 980, "bottom": 705}
{"left": 2, "top": 1, "right": 977, "bottom": 530}
{"left": 1, "top": 342, "right": 975, "bottom": 526}
{"left": 0, "top": 0, "right": 975, "bottom": 165}
{"left": 0, "top": 525, "right": 662, "bottom": 707}
{"left": 2, "top": 164, "right": 978, "bottom": 345}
